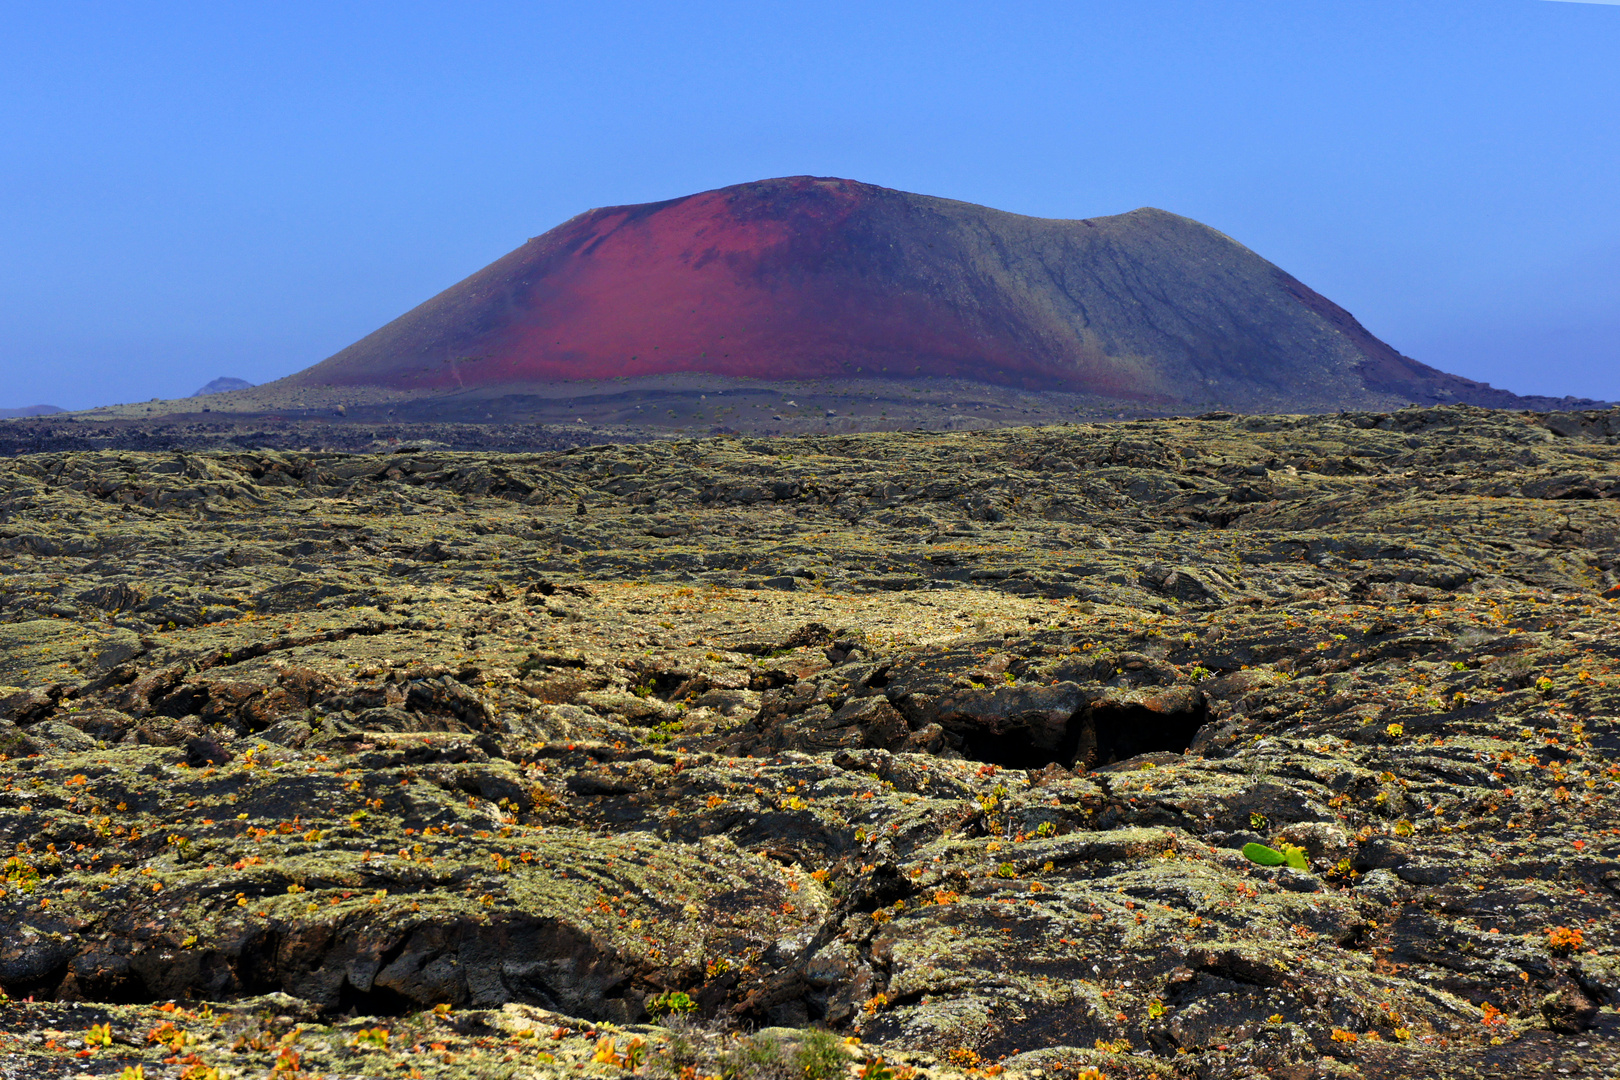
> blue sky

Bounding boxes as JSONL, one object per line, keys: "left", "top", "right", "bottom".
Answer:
{"left": 2, "top": 0, "right": 1616, "bottom": 408}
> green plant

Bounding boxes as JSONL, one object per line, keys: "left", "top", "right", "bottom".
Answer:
{"left": 656, "top": 1015, "right": 702, "bottom": 1074}
{"left": 794, "top": 1029, "right": 849, "bottom": 1080}
{"left": 1242, "top": 842, "right": 1307, "bottom": 871}
{"left": 647, "top": 720, "right": 685, "bottom": 744}
{"left": 995, "top": 862, "right": 1017, "bottom": 879}
{"left": 649, "top": 991, "right": 693, "bottom": 1017}
{"left": 596, "top": 1036, "right": 649, "bottom": 1069}
{"left": 720, "top": 1032, "right": 787, "bottom": 1080}
{"left": 858, "top": 1059, "right": 900, "bottom": 1080}
{"left": 2, "top": 856, "right": 40, "bottom": 893}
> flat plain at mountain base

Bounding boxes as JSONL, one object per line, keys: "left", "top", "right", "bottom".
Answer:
{"left": 1, "top": 404, "right": 1619, "bottom": 1080}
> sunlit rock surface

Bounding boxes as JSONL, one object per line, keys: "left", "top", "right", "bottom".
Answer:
{"left": 2, "top": 404, "right": 1619, "bottom": 1078}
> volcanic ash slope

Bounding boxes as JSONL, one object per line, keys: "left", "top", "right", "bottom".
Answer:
{"left": 270, "top": 176, "right": 1555, "bottom": 417}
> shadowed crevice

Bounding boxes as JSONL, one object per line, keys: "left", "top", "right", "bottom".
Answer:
{"left": 1081, "top": 698, "right": 1211, "bottom": 769}
{"left": 959, "top": 696, "right": 1209, "bottom": 771}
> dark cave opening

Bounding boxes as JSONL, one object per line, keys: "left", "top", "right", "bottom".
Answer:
{"left": 336, "top": 978, "right": 419, "bottom": 1018}
{"left": 958, "top": 697, "right": 1210, "bottom": 771}
{"left": 1084, "top": 698, "right": 1210, "bottom": 768}
{"left": 960, "top": 719, "right": 1087, "bottom": 771}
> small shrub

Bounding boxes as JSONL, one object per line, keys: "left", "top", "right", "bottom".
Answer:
{"left": 654, "top": 1014, "right": 705, "bottom": 1074}
{"left": 648, "top": 990, "right": 698, "bottom": 1017}
{"left": 595, "top": 1036, "right": 649, "bottom": 1069}
{"left": 720, "top": 1032, "right": 788, "bottom": 1080}
{"left": 1547, "top": 926, "right": 1585, "bottom": 954}
{"left": 857, "top": 1059, "right": 915, "bottom": 1080}
{"left": 794, "top": 1029, "right": 848, "bottom": 1080}
{"left": 647, "top": 720, "right": 685, "bottom": 744}
{"left": 2, "top": 857, "right": 40, "bottom": 893}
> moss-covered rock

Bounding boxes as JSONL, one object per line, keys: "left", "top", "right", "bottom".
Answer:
{"left": 3, "top": 405, "right": 1620, "bottom": 1077}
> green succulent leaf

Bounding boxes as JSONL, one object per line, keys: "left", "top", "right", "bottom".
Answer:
{"left": 1242, "top": 842, "right": 1287, "bottom": 867}
{"left": 1242, "top": 842, "right": 1309, "bottom": 870}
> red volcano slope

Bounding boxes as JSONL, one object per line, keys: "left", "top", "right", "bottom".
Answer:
{"left": 284, "top": 177, "right": 1515, "bottom": 410}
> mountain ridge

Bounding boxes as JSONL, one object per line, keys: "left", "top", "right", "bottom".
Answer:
{"left": 266, "top": 176, "right": 1568, "bottom": 415}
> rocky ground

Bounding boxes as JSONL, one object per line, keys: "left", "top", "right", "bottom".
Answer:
{"left": 1, "top": 404, "right": 1618, "bottom": 1079}
{"left": 3, "top": 374, "right": 1339, "bottom": 456}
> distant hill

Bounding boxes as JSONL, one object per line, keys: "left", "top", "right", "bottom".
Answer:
{"left": 269, "top": 176, "right": 1590, "bottom": 414}
{"left": 0, "top": 405, "right": 65, "bottom": 419}
{"left": 191, "top": 377, "right": 255, "bottom": 396}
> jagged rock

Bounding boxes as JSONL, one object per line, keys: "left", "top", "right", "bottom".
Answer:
{"left": 2, "top": 408, "right": 1619, "bottom": 1079}
{"left": 1541, "top": 979, "right": 1601, "bottom": 1032}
